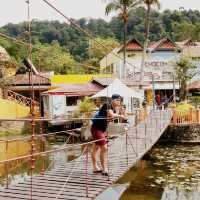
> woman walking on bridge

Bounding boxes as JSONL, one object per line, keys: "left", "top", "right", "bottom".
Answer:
{"left": 91, "top": 94, "right": 126, "bottom": 176}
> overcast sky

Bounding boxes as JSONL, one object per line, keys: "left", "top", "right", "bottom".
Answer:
{"left": 0, "top": 0, "right": 200, "bottom": 26}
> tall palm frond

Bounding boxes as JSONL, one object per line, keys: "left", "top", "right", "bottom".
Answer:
{"left": 143, "top": 0, "right": 160, "bottom": 9}
{"left": 105, "top": 0, "right": 142, "bottom": 15}
{"left": 105, "top": 2, "right": 122, "bottom": 15}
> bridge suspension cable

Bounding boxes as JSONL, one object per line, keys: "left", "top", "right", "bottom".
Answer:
{"left": 41, "top": 0, "right": 140, "bottom": 72}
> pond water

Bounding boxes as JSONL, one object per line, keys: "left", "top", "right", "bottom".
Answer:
{"left": 118, "top": 144, "right": 200, "bottom": 200}
{"left": 0, "top": 136, "right": 81, "bottom": 188}
{"left": 1, "top": 136, "right": 200, "bottom": 200}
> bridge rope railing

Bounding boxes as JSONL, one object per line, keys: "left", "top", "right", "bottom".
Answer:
{"left": 0, "top": 111, "right": 172, "bottom": 164}
{"left": 51, "top": 128, "right": 130, "bottom": 199}
{"left": 0, "top": 109, "right": 172, "bottom": 199}
{"left": 0, "top": 110, "right": 171, "bottom": 169}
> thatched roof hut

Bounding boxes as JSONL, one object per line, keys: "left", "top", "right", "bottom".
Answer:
{"left": 0, "top": 45, "right": 16, "bottom": 77}
{"left": 0, "top": 45, "right": 10, "bottom": 62}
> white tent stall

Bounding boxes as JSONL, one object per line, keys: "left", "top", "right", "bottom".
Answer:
{"left": 91, "top": 79, "right": 144, "bottom": 112}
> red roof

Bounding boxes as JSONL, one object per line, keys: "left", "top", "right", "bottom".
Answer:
{"left": 44, "top": 82, "right": 103, "bottom": 96}
{"left": 91, "top": 77, "right": 113, "bottom": 87}
{"left": 176, "top": 38, "right": 198, "bottom": 48}
{"left": 91, "top": 77, "right": 149, "bottom": 87}
{"left": 118, "top": 38, "right": 143, "bottom": 52}
{"left": 188, "top": 81, "right": 200, "bottom": 91}
{"left": 148, "top": 38, "right": 179, "bottom": 51}
{"left": 126, "top": 41, "right": 143, "bottom": 51}
{"left": 118, "top": 38, "right": 180, "bottom": 53}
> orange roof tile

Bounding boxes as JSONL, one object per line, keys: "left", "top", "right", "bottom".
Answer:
{"left": 148, "top": 38, "right": 179, "bottom": 51}
{"left": 118, "top": 38, "right": 143, "bottom": 53}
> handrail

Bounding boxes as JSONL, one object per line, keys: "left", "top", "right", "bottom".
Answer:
{"left": 0, "top": 132, "right": 126, "bottom": 165}
{"left": 0, "top": 109, "right": 172, "bottom": 199}
{"left": 7, "top": 90, "right": 38, "bottom": 107}
{"left": 172, "top": 108, "right": 200, "bottom": 125}
{"left": 0, "top": 110, "right": 170, "bottom": 164}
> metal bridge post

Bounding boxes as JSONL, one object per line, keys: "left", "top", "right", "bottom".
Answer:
{"left": 134, "top": 109, "right": 138, "bottom": 157}
{"left": 155, "top": 115, "right": 158, "bottom": 135}
{"left": 160, "top": 110, "right": 162, "bottom": 132}
{"left": 125, "top": 127, "right": 128, "bottom": 166}
{"left": 144, "top": 123, "right": 147, "bottom": 149}
{"left": 107, "top": 133, "right": 110, "bottom": 182}
{"left": 5, "top": 162, "right": 9, "bottom": 189}
{"left": 30, "top": 118, "right": 36, "bottom": 200}
{"left": 152, "top": 74, "right": 156, "bottom": 110}
{"left": 85, "top": 145, "right": 89, "bottom": 198}
{"left": 135, "top": 124, "right": 138, "bottom": 157}
{"left": 40, "top": 122, "right": 45, "bottom": 175}
{"left": 5, "top": 141, "right": 9, "bottom": 189}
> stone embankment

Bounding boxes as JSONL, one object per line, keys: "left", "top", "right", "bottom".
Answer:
{"left": 161, "top": 124, "right": 200, "bottom": 143}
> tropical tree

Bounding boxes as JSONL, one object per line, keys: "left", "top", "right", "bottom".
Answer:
{"left": 0, "top": 77, "right": 13, "bottom": 98}
{"left": 175, "top": 56, "right": 196, "bottom": 101}
{"left": 88, "top": 37, "right": 119, "bottom": 65}
{"left": 140, "top": 0, "right": 160, "bottom": 82}
{"left": 0, "top": 58, "right": 16, "bottom": 98}
{"left": 31, "top": 41, "right": 79, "bottom": 74}
{"left": 104, "top": 0, "right": 141, "bottom": 78}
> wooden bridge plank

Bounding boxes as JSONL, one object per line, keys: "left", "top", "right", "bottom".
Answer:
{"left": 0, "top": 187, "right": 94, "bottom": 199}
{"left": 12, "top": 183, "right": 102, "bottom": 195}
{"left": 19, "top": 180, "right": 106, "bottom": 190}
{"left": 0, "top": 110, "right": 172, "bottom": 200}
{"left": 24, "top": 176, "right": 111, "bottom": 187}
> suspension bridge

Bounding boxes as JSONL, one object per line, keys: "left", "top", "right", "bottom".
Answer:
{"left": 0, "top": 109, "right": 172, "bottom": 200}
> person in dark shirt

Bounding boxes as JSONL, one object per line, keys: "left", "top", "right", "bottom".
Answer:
{"left": 91, "top": 94, "right": 126, "bottom": 176}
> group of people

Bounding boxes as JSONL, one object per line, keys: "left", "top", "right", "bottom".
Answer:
{"left": 90, "top": 94, "right": 127, "bottom": 176}
{"left": 155, "top": 93, "right": 169, "bottom": 109}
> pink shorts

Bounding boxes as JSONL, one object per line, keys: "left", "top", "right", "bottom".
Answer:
{"left": 91, "top": 127, "right": 107, "bottom": 146}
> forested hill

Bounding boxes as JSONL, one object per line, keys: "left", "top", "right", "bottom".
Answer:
{"left": 0, "top": 7, "right": 200, "bottom": 74}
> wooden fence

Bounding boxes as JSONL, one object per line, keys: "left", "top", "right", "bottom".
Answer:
{"left": 7, "top": 90, "right": 38, "bottom": 107}
{"left": 172, "top": 108, "right": 200, "bottom": 125}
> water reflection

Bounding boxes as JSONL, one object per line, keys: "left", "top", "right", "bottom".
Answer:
{"left": 2, "top": 139, "right": 200, "bottom": 200}
{"left": 118, "top": 144, "right": 200, "bottom": 200}
{"left": 0, "top": 137, "right": 81, "bottom": 188}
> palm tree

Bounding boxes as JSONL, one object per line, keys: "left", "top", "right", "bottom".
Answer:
{"left": 105, "top": 0, "right": 141, "bottom": 79}
{"left": 175, "top": 56, "right": 196, "bottom": 101}
{"left": 140, "top": 0, "right": 160, "bottom": 82}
